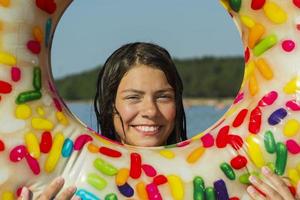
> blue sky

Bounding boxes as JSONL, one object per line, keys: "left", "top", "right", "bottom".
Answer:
{"left": 51, "top": 0, "right": 243, "bottom": 78}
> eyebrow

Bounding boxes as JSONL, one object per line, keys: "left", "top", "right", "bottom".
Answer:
{"left": 121, "top": 88, "right": 174, "bottom": 94}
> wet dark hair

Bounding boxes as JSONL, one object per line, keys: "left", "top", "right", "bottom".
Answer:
{"left": 94, "top": 42, "right": 187, "bottom": 145}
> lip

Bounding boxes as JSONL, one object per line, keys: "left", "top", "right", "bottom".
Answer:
{"left": 131, "top": 125, "right": 162, "bottom": 136}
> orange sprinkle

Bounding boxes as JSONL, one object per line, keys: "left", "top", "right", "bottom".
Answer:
{"left": 0, "top": 0, "right": 10, "bottom": 7}
{"left": 87, "top": 143, "right": 99, "bottom": 153}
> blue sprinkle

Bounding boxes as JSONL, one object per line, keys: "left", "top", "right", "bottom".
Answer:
{"left": 45, "top": 18, "right": 52, "bottom": 47}
{"left": 118, "top": 182, "right": 134, "bottom": 197}
{"left": 76, "top": 189, "right": 100, "bottom": 200}
{"left": 214, "top": 179, "right": 229, "bottom": 200}
{"left": 62, "top": 138, "right": 73, "bottom": 157}
{"left": 268, "top": 108, "right": 287, "bottom": 125}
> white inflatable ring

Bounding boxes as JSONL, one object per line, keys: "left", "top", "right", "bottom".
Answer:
{"left": 1, "top": 0, "right": 300, "bottom": 199}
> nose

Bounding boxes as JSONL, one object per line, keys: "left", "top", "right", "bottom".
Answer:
{"left": 141, "top": 98, "right": 159, "bottom": 119}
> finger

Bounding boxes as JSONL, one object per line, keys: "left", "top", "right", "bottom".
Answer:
{"left": 296, "top": 181, "right": 300, "bottom": 199}
{"left": 17, "top": 187, "right": 30, "bottom": 200}
{"left": 249, "top": 175, "right": 282, "bottom": 198}
{"left": 261, "top": 166, "right": 294, "bottom": 199}
{"left": 56, "top": 186, "right": 77, "bottom": 200}
{"left": 247, "top": 185, "right": 266, "bottom": 200}
{"left": 38, "top": 176, "right": 65, "bottom": 200}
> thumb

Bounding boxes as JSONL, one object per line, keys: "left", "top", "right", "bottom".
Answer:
{"left": 296, "top": 181, "right": 300, "bottom": 199}
{"left": 17, "top": 187, "right": 30, "bottom": 200}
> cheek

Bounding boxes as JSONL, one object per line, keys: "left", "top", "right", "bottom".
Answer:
{"left": 161, "top": 103, "right": 176, "bottom": 121}
{"left": 116, "top": 103, "right": 138, "bottom": 124}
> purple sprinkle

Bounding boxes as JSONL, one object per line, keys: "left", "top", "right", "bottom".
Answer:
{"left": 118, "top": 182, "right": 134, "bottom": 197}
{"left": 213, "top": 179, "right": 229, "bottom": 200}
{"left": 268, "top": 108, "right": 287, "bottom": 125}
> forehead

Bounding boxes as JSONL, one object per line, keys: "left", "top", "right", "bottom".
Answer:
{"left": 118, "top": 65, "right": 172, "bottom": 91}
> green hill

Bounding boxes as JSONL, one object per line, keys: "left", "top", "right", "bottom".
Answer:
{"left": 55, "top": 56, "right": 244, "bottom": 100}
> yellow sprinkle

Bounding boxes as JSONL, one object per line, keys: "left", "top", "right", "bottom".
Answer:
{"left": 244, "top": 61, "right": 255, "bottom": 81}
{"left": 115, "top": 168, "right": 129, "bottom": 186}
{"left": 240, "top": 15, "right": 255, "bottom": 28}
{"left": 288, "top": 168, "right": 300, "bottom": 186}
{"left": 263, "top": 2, "right": 287, "bottom": 24}
{"left": 246, "top": 135, "right": 265, "bottom": 167}
{"left": 45, "top": 133, "right": 64, "bottom": 173}
{"left": 36, "top": 106, "right": 45, "bottom": 116}
{"left": 87, "top": 143, "right": 99, "bottom": 153}
{"left": 191, "top": 132, "right": 205, "bottom": 140}
{"left": 136, "top": 182, "right": 148, "bottom": 200}
{"left": 0, "top": 51, "right": 16, "bottom": 66}
{"left": 167, "top": 175, "right": 184, "bottom": 200}
{"left": 25, "top": 132, "right": 40, "bottom": 158}
{"left": 255, "top": 58, "right": 273, "bottom": 80}
{"left": 56, "top": 111, "right": 69, "bottom": 125}
{"left": 225, "top": 106, "right": 238, "bottom": 118}
{"left": 186, "top": 147, "right": 205, "bottom": 164}
{"left": 15, "top": 104, "right": 32, "bottom": 119}
{"left": 284, "top": 77, "right": 300, "bottom": 94}
{"left": 0, "top": 20, "right": 3, "bottom": 31}
{"left": 219, "top": 0, "right": 230, "bottom": 11}
{"left": 33, "top": 26, "right": 43, "bottom": 43}
{"left": 284, "top": 119, "right": 300, "bottom": 137}
{"left": 32, "top": 117, "right": 54, "bottom": 130}
{"left": 2, "top": 191, "right": 14, "bottom": 200}
{"left": 249, "top": 74, "right": 259, "bottom": 96}
{"left": 159, "top": 149, "right": 175, "bottom": 159}
{"left": 0, "top": 0, "right": 10, "bottom": 7}
{"left": 248, "top": 23, "right": 265, "bottom": 49}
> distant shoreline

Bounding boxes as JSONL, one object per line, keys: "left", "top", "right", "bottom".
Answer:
{"left": 66, "top": 97, "right": 234, "bottom": 107}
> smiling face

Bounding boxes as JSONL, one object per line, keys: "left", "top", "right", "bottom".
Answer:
{"left": 113, "top": 65, "right": 176, "bottom": 147}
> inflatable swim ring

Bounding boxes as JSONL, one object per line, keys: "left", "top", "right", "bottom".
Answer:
{"left": 1, "top": 0, "right": 300, "bottom": 199}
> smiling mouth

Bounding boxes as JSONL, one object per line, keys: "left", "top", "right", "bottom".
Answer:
{"left": 132, "top": 125, "right": 161, "bottom": 136}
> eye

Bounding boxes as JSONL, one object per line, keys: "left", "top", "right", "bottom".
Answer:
{"left": 157, "top": 94, "right": 174, "bottom": 101}
{"left": 125, "top": 95, "right": 140, "bottom": 100}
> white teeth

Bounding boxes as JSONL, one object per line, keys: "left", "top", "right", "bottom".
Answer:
{"left": 135, "top": 126, "right": 159, "bottom": 132}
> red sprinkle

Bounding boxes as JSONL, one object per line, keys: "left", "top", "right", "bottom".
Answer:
{"left": 0, "top": 139, "right": 4, "bottom": 151}
{"left": 244, "top": 47, "right": 250, "bottom": 63}
{"left": 176, "top": 140, "right": 191, "bottom": 147}
{"left": 11, "top": 67, "right": 21, "bottom": 82}
{"left": 25, "top": 154, "right": 40, "bottom": 175}
{"left": 74, "top": 134, "right": 93, "bottom": 151}
{"left": 99, "top": 146, "right": 122, "bottom": 157}
{"left": 230, "top": 197, "right": 240, "bottom": 200}
{"left": 282, "top": 40, "right": 295, "bottom": 52}
{"left": 228, "top": 134, "right": 243, "bottom": 150}
{"left": 201, "top": 133, "right": 214, "bottom": 148}
{"left": 142, "top": 164, "right": 157, "bottom": 177}
{"left": 27, "top": 40, "right": 41, "bottom": 54}
{"left": 36, "top": 0, "right": 57, "bottom": 14}
{"left": 130, "top": 153, "right": 142, "bottom": 179}
{"left": 248, "top": 107, "right": 262, "bottom": 134}
{"left": 16, "top": 186, "right": 24, "bottom": 197}
{"left": 233, "top": 92, "right": 244, "bottom": 104}
{"left": 258, "top": 91, "right": 278, "bottom": 107}
{"left": 0, "top": 80, "right": 12, "bottom": 94}
{"left": 232, "top": 109, "right": 248, "bottom": 127}
{"left": 216, "top": 126, "right": 230, "bottom": 148}
{"left": 153, "top": 175, "right": 168, "bottom": 185}
{"left": 293, "top": 0, "right": 300, "bottom": 9}
{"left": 53, "top": 98, "right": 62, "bottom": 112}
{"left": 286, "top": 100, "right": 300, "bottom": 111}
{"left": 230, "top": 155, "right": 247, "bottom": 169}
{"left": 288, "top": 186, "right": 297, "bottom": 197}
{"left": 251, "top": 0, "right": 266, "bottom": 10}
{"left": 40, "top": 131, "right": 52, "bottom": 153}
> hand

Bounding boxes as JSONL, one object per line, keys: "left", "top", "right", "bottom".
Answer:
{"left": 18, "top": 177, "right": 80, "bottom": 200}
{"left": 247, "top": 166, "right": 300, "bottom": 200}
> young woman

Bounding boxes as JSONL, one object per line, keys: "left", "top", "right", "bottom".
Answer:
{"left": 93, "top": 42, "right": 187, "bottom": 146}
{"left": 17, "top": 42, "right": 299, "bottom": 199}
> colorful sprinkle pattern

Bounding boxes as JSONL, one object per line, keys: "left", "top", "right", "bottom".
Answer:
{"left": 0, "top": 0, "right": 300, "bottom": 199}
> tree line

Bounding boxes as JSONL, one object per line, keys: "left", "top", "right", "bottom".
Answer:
{"left": 55, "top": 56, "right": 244, "bottom": 100}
